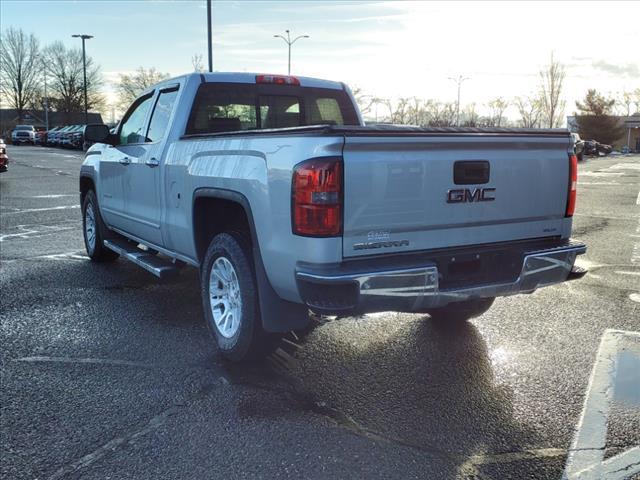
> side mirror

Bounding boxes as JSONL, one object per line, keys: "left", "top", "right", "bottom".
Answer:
{"left": 84, "top": 124, "right": 112, "bottom": 143}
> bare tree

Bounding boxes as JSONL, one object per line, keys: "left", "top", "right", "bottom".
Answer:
{"left": 351, "top": 86, "right": 379, "bottom": 117}
{"left": 633, "top": 88, "right": 640, "bottom": 114}
{"left": 43, "top": 41, "right": 104, "bottom": 116}
{"left": 0, "top": 28, "right": 41, "bottom": 121}
{"left": 460, "top": 103, "right": 480, "bottom": 127}
{"left": 191, "top": 54, "right": 205, "bottom": 73}
{"left": 488, "top": 97, "right": 509, "bottom": 127}
{"left": 116, "top": 67, "right": 169, "bottom": 110}
{"left": 424, "top": 100, "right": 457, "bottom": 127}
{"left": 618, "top": 89, "right": 640, "bottom": 116}
{"left": 617, "top": 91, "right": 633, "bottom": 116}
{"left": 539, "top": 53, "right": 566, "bottom": 128}
{"left": 514, "top": 95, "right": 542, "bottom": 128}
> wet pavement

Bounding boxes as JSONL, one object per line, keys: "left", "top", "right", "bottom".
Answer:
{"left": 1, "top": 146, "right": 639, "bottom": 479}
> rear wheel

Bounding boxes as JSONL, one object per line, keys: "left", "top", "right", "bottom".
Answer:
{"left": 426, "top": 297, "right": 495, "bottom": 323}
{"left": 201, "top": 232, "right": 276, "bottom": 362}
{"left": 82, "top": 190, "right": 119, "bottom": 262}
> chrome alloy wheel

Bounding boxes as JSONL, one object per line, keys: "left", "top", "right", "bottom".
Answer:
{"left": 85, "top": 203, "right": 96, "bottom": 252}
{"left": 209, "top": 257, "right": 242, "bottom": 338}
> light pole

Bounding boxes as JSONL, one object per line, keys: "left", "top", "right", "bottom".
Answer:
{"left": 448, "top": 75, "right": 470, "bottom": 127}
{"left": 206, "top": 0, "right": 213, "bottom": 72}
{"left": 72, "top": 34, "right": 93, "bottom": 124}
{"left": 274, "top": 30, "right": 309, "bottom": 75}
{"left": 43, "top": 66, "right": 49, "bottom": 131}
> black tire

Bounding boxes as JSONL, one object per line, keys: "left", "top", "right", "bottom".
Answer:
{"left": 200, "top": 232, "right": 276, "bottom": 362}
{"left": 426, "top": 297, "right": 495, "bottom": 323}
{"left": 82, "top": 190, "right": 119, "bottom": 262}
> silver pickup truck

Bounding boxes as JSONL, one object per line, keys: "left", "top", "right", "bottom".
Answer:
{"left": 81, "top": 72, "right": 586, "bottom": 361}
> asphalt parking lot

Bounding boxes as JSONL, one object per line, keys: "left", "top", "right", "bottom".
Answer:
{"left": 1, "top": 146, "right": 639, "bottom": 480}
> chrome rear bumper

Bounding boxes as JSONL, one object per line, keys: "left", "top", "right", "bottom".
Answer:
{"left": 296, "top": 241, "right": 586, "bottom": 314}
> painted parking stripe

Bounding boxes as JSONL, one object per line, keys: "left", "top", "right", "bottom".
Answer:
{"left": 563, "top": 329, "right": 640, "bottom": 480}
{"left": 31, "top": 194, "right": 77, "bottom": 199}
{"left": 2, "top": 204, "right": 80, "bottom": 215}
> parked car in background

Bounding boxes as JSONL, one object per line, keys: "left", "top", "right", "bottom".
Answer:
{"left": 583, "top": 139, "right": 612, "bottom": 157}
{"left": 45, "top": 126, "right": 61, "bottom": 146}
{"left": 60, "top": 125, "right": 79, "bottom": 148}
{"left": 51, "top": 125, "right": 74, "bottom": 147}
{"left": 70, "top": 125, "right": 86, "bottom": 149}
{"left": 571, "top": 133, "right": 584, "bottom": 161}
{"left": 11, "top": 125, "right": 36, "bottom": 145}
{"left": 34, "top": 127, "right": 47, "bottom": 145}
{"left": 46, "top": 126, "right": 62, "bottom": 146}
{"left": 0, "top": 138, "right": 8, "bottom": 172}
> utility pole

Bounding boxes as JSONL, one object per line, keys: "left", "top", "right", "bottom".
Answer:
{"left": 43, "top": 68, "right": 49, "bottom": 131}
{"left": 274, "top": 30, "right": 309, "bottom": 75}
{"left": 448, "top": 75, "right": 470, "bottom": 127}
{"left": 72, "top": 34, "right": 93, "bottom": 124}
{"left": 206, "top": 0, "right": 213, "bottom": 72}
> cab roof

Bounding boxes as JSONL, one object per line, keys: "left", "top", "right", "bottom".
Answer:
{"left": 156, "top": 72, "right": 345, "bottom": 91}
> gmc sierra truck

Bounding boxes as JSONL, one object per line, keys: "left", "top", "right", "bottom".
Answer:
{"left": 80, "top": 72, "right": 586, "bottom": 361}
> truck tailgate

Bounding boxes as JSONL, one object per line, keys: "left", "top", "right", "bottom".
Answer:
{"left": 342, "top": 133, "right": 571, "bottom": 258}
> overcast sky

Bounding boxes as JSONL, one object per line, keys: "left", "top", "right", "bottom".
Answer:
{"left": 2, "top": 0, "right": 639, "bottom": 121}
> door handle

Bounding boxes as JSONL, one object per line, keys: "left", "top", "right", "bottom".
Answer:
{"left": 119, "top": 156, "right": 131, "bottom": 165}
{"left": 145, "top": 157, "right": 160, "bottom": 168}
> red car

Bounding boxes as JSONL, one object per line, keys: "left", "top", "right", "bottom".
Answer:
{"left": 0, "top": 138, "right": 8, "bottom": 172}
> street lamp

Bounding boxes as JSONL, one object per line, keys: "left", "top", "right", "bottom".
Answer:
{"left": 206, "top": 0, "right": 213, "bottom": 72}
{"left": 448, "top": 75, "right": 470, "bottom": 127}
{"left": 273, "top": 30, "right": 309, "bottom": 76}
{"left": 71, "top": 34, "right": 93, "bottom": 124}
{"left": 42, "top": 64, "right": 49, "bottom": 132}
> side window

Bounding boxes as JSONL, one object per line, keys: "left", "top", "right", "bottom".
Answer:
{"left": 119, "top": 95, "right": 153, "bottom": 145}
{"left": 147, "top": 88, "right": 179, "bottom": 142}
{"left": 186, "top": 84, "right": 257, "bottom": 134}
{"left": 259, "top": 95, "right": 300, "bottom": 129}
{"left": 306, "top": 97, "right": 344, "bottom": 126}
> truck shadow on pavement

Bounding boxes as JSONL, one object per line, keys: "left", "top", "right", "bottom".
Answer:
{"left": 274, "top": 314, "right": 544, "bottom": 474}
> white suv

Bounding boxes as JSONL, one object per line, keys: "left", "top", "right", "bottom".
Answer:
{"left": 11, "top": 125, "right": 36, "bottom": 145}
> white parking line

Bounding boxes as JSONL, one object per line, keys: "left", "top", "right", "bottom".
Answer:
{"left": 0, "top": 224, "right": 77, "bottom": 242}
{"left": 614, "top": 271, "right": 640, "bottom": 276}
{"left": 579, "top": 182, "right": 623, "bottom": 186}
{"left": 563, "top": 329, "right": 640, "bottom": 480}
{"left": 610, "top": 163, "right": 640, "bottom": 171}
{"left": 2, "top": 204, "right": 80, "bottom": 215}
{"left": 580, "top": 171, "right": 625, "bottom": 177}
{"left": 31, "top": 194, "right": 77, "bottom": 199}
{"left": 15, "top": 356, "right": 157, "bottom": 369}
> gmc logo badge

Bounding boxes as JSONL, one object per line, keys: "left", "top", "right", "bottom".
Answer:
{"left": 447, "top": 188, "right": 496, "bottom": 203}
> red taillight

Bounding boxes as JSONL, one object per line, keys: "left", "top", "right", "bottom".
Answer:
{"left": 566, "top": 154, "right": 578, "bottom": 217}
{"left": 256, "top": 74, "right": 300, "bottom": 86}
{"left": 292, "top": 158, "right": 342, "bottom": 236}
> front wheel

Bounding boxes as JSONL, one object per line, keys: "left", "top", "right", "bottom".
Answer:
{"left": 82, "top": 190, "right": 119, "bottom": 262}
{"left": 200, "top": 232, "right": 276, "bottom": 362}
{"left": 425, "top": 297, "right": 495, "bottom": 323}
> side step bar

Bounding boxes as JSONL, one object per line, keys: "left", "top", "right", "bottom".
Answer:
{"left": 104, "top": 239, "right": 180, "bottom": 279}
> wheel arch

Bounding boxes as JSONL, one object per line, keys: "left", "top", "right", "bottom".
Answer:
{"left": 192, "top": 188, "right": 309, "bottom": 333}
{"left": 79, "top": 173, "right": 95, "bottom": 204}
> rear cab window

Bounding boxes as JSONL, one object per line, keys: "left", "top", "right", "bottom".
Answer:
{"left": 185, "top": 82, "right": 358, "bottom": 135}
